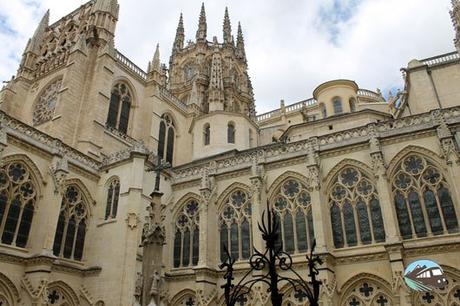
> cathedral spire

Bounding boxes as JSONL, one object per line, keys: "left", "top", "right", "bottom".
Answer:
{"left": 451, "top": 0, "right": 460, "bottom": 51}
{"left": 173, "top": 13, "right": 185, "bottom": 52}
{"left": 152, "top": 43, "right": 161, "bottom": 72}
{"left": 196, "top": 3, "right": 207, "bottom": 42}
{"left": 208, "top": 46, "right": 225, "bottom": 112}
{"left": 236, "top": 22, "right": 247, "bottom": 63}
{"left": 223, "top": 7, "right": 232, "bottom": 45}
{"left": 26, "top": 10, "right": 49, "bottom": 54}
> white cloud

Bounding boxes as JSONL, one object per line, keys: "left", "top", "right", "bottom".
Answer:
{"left": 0, "top": 0, "right": 456, "bottom": 113}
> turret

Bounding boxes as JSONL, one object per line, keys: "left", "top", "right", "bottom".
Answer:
{"left": 172, "top": 13, "right": 185, "bottom": 53}
{"left": 208, "top": 42, "right": 225, "bottom": 112}
{"left": 223, "top": 7, "right": 232, "bottom": 45}
{"left": 148, "top": 44, "right": 166, "bottom": 85}
{"left": 236, "top": 22, "right": 247, "bottom": 63}
{"left": 17, "top": 10, "right": 49, "bottom": 79}
{"left": 90, "top": 0, "right": 119, "bottom": 45}
{"left": 451, "top": 0, "right": 460, "bottom": 52}
{"left": 196, "top": 3, "right": 207, "bottom": 43}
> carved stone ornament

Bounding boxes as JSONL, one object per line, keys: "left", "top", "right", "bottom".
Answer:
{"left": 49, "top": 157, "right": 69, "bottom": 195}
{"left": 391, "top": 270, "right": 405, "bottom": 293}
{"left": 0, "top": 123, "right": 7, "bottom": 164}
{"left": 440, "top": 137, "right": 460, "bottom": 165}
{"left": 126, "top": 213, "right": 140, "bottom": 230}
{"left": 321, "top": 276, "right": 337, "bottom": 299}
{"left": 196, "top": 288, "right": 217, "bottom": 306}
{"left": 307, "top": 164, "right": 320, "bottom": 190}
{"left": 371, "top": 152, "right": 387, "bottom": 178}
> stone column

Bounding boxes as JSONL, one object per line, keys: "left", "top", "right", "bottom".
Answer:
{"left": 195, "top": 165, "right": 218, "bottom": 306}
{"left": 435, "top": 111, "right": 460, "bottom": 218}
{"left": 306, "top": 138, "right": 328, "bottom": 253}
{"left": 32, "top": 150, "right": 69, "bottom": 255}
{"left": 249, "top": 151, "right": 266, "bottom": 254}
{"left": 368, "top": 124, "right": 399, "bottom": 243}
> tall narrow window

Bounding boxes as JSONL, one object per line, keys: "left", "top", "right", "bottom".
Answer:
{"left": 53, "top": 185, "right": 89, "bottom": 261}
{"left": 333, "top": 97, "right": 343, "bottom": 114}
{"left": 0, "top": 161, "right": 37, "bottom": 248}
{"left": 157, "top": 114, "right": 175, "bottom": 165}
{"left": 220, "top": 190, "right": 252, "bottom": 261}
{"left": 272, "top": 179, "right": 315, "bottom": 254}
{"left": 328, "top": 167, "right": 385, "bottom": 248}
{"left": 349, "top": 98, "right": 357, "bottom": 112}
{"left": 105, "top": 178, "right": 120, "bottom": 220}
{"left": 106, "top": 83, "right": 132, "bottom": 134}
{"left": 204, "top": 123, "right": 211, "bottom": 146}
{"left": 173, "top": 200, "right": 199, "bottom": 268}
{"left": 227, "top": 122, "right": 235, "bottom": 144}
{"left": 392, "top": 154, "right": 459, "bottom": 239}
{"left": 320, "top": 103, "right": 327, "bottom": 118}
{"left": 33, "top": 79, "right": 62, "bottom": 126}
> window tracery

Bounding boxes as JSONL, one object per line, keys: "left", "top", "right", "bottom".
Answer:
{"left": 52, "top": 185, "right": 89, "bottom": 261}
{"left": 341, "top": 280, "right": 392, "bottom": 306}
{"left": 328, "top": 167, "right": 385, "bottom": 248}
{"left": 173, "top": 200, "right": 200, "bottom": 268}
{"left": 33, "top": 79, "right": 62, "bottom": 126}
{"left": 392, "top": 155, "right": 459, "bottom": 239}
{"left": 157, "top": 114, "right": 175, "bottom": 165}
{"left": 219, "top": 189, "right": 252, "bottom": 262}
{"left": 0, "top": 161, "right": 37, "bottom": 248}
{"left": 272, "top": 179, "right": 314, "bottom": 254}
{"left": 106, "top": 83, "right": 132, "bottom": 134}
{"left": 105, "top": 178, "right": 120, "bottom": 220}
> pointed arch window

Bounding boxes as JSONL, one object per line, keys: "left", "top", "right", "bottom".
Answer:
{"left": 227, "top": 122, "right": 235, "bottom": 144}
{"left": 0, "top": 161, "right": 37, "bottom": 248}
{"left": 328, "top": 167, "right": 385, "bottom": 248}
{"left": 219, "top": 190, "right": 252, "bottom": 262}
{"left": 392, "top": 155, "right": 459, "bottom": 239}
{"left": 173, "top": 199, "right": 199, "bottom": 268}
{"left": 106, "top": 83, "right": 132, "bottom": 134}
{"left": 157, "top": 114, "right": 175, "bottom": 165}
{"left": 204, "top": 123, "right": 210, "bottom": 146}
{"left": 33, "top": 79, "right": 62, "bottom": 126}
{"left": 53, "top": 185, "right": 89, "bottom": 261}
{"left": 272, "top": 179, "right": 315, "bottom": 254}
{"left": 105, "top": 178, "right": 120, "bottom": 220}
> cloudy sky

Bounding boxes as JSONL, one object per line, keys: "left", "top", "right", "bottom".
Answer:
{"left": 0, "top": 0, "right": 456, "bottom": 113}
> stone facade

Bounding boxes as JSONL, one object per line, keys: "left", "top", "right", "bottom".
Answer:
{"left": 0, "top": 0, "right": 460, "bottom": 305}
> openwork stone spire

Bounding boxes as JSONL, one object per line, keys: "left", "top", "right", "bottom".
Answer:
{"left": 236, "top": 22, "right": 247, "bottom": 63}
{"left": 208, "top": 45, "right": 225, "bottom": 111}
{"left": 26, "top": 10, "right": 49, "bottom": 54}
{"left": 451, "top": 0, "right": 460, "bottom": 51}
{"left": 196, "top": 3, "right": 207, "bottom": 42}
{"left": 173, "top": 13, "right": 185, "bottom": 52}
{"left": 92, "top": 0, "right": 119, "bottom": 18}
{"left": 223, "top": 7, "right": 232, "bottom": 45}
{"left": 152, "top": 44, "right": 161, "bottom": 72}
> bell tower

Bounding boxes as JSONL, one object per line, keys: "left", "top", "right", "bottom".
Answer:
{"left": 168, "top": 4, "right": 256, "bottom": 119}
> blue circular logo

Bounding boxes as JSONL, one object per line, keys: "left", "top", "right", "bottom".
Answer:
{"left": 404, "top": 260, "right": 447, "bottom": 291}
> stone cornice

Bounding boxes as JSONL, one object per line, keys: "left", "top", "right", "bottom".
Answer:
{"left": 0, "top": 111, "right": 101, "bottom": 174}
{"left": 172, "top": 107, "right": 460, "bottom": 184}
{"left": 0, "top": 251, "right": 102, "bottom": 276}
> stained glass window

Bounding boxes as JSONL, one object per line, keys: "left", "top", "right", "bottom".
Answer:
{"left": 0, "top": 162, "right": 37, "bottom": 248}
{"left": 173, "top": 200, "right": 199, "bottom": 268}
{"left": 106, "top": 83, "right": 132, "bottom": 134}
{"left": 33, "top": 79, "right": 62, "bottom": 126}
{"left": 271, "top": 179, "right": 314, "bottom": 254}
{"left": 220, "top": 189, "right": 252, "bottom": 261}
{"left": 52, "top": 185, "right": 88, "bottom": 261}
{"left": 105, "top": 178, "right": 120, "bottom": 220}
{"left": 392, "top": 155, "right": 458, "bottom": 239}
{"left": 333, "top": 97, "right": 343, "bottom": 114}
{"left": 328, "top": 167, "right": 385, "bottom": 248}
{"left": 157, "top": 114, "right": 175, "bottom": 165}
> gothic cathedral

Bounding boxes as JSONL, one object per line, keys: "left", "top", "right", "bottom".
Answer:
{"left": 1, "top": 0, "right": 460, "bottom": 305}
